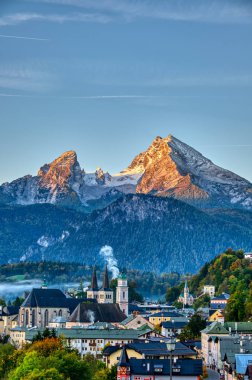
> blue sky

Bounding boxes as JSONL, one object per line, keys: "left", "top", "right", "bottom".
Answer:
{"left": 0, "top": 0, "right": 252, "bottom": 183}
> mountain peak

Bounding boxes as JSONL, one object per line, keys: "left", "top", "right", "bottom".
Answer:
{"left": 38, "top": 150, "right": 78, "bottom": 177}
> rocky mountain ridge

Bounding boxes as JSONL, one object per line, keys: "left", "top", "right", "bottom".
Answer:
{"left": 1, "top": 135, "right": 252, "bottom": 211}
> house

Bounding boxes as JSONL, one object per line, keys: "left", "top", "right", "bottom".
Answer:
{"left": 161, "top": 320, "right": 189, "bottom": 337}
{"left": 0, "top": 305, "right": 19, "bottom": 334}
{"left": 103, "top": 340, "right": 197, "bottom": 368}
{"left": 66, "top": 302, "right": 127, "bottom": 328}
{"left": 223, "top": 353, "right": 252, "bottom": 380}
{"left": 203, "top": 285, "right": 215, "bottom": 298}
{"left": 23, "top": 326, "right": 143, "bottom": 357}
{"left": 120, "top": 314, "right": 154, "bottom": 330}
{"left": 201, "top": 322, "right": 252, "bottom": 369}
{"left": 201, "top": 322, "right": 230, "bottom": 365}
{"left": 117, "top": 346, "right": 203, "bottom": 380}
{"left": 19, "top": 288, "right": 86, "bottom": 328}
{"left": 129, "top": 303, "right": 176, "bottom": 315}
{"left": 208, "top": 309, "right": 224, "bottom": 323}
{"left": 245, "top": 252, "right": 252, "bottom": 261}
{"left": 9, "top": 326, "right": 27, "bottom": 348}
{"left": 210, "top": 293, "right": 230, "bottom": 310}
{"left": 148, "top": 311, "right": 185, "bottom": 325}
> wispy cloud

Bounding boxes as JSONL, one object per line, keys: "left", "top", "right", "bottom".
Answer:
{"left": 0, "top": 34, "right": 48, "bottom": 41}
{"left": 0, "top": 64, "right": 55, "bottom": 92}
{"left": 29, "top": 0, "right": 252, "bottom": 24}
{"left": 0, "top": 11, "right": 110, "bottom": 26}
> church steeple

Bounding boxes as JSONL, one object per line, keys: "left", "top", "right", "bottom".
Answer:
{"left": 102, "top": 265, "right": 110, "bottom": 290}
{"left": 91, "top": 266, "right": 98, "bottom": 290}
{"left": 117, "top": 346, "right": 130, "bottom": 380}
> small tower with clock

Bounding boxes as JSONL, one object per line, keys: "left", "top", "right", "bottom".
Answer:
{"left": 117, "top": 346, "right": 130, "bottom": 380}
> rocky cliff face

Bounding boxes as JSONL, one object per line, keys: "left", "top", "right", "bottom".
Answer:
{"left": 124, "top": 135, "right": 252, "bottom": 209}
{"left": 1, "top": 135, "right": 252, "bottom": 210}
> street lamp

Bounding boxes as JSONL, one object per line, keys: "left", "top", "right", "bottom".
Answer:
{"left": 166, "top": 335, "right": 176, "bottom": 380}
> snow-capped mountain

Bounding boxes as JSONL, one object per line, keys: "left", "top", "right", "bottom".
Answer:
{"left": 1, "top": 135, "right": 252, "bottom": 210}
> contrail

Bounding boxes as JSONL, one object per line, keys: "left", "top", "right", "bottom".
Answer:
{"left": 0, "top": 93, "right": 162, "bottom": 99}
{"left": 0, "top": 34, "right": 48, "bottom": 41}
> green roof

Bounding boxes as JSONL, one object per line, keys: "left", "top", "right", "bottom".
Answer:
{"left": 201, "top": 322, "right": 229, "bottom": 335}
{"left": 224, "top": 322, "right": 252, "bottom": 333}
{"left": 25, "top": 328, "right": 140, "bottom": 341}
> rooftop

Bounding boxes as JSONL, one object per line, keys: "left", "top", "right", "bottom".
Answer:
{"left": 128, "top": 358, "right": 203, "bottom": 376}
{"left": 69, "top": 302, "right": 126, "bottom": 323}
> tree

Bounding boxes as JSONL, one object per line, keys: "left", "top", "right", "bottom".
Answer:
{"left": 9, "top": 338, "right": 91, "bottom": 380}
{"left": 193, "top": 295, "right": 210, "bottom": 311}
{"left": 0, "top": 343, "right": 15, "bottom": 378}
{"left": 179, "top": 314, "right": 206, "bottom": 341}
{"left": 166, "top": 286, "right": 180, "bottom": 303}
{"left": 12, "top": 297, "right": 24, "bottom": 307}
{"left": 225, "top": 282, "right": 247, "bottom": 321}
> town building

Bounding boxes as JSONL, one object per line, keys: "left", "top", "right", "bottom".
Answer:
{"left": 161, "top": 320, "right": 189, "bottom": 337}
{"left": 120, "top": 314, "right": 154, "bottom": 330}
{"left": 203, "top": 285, "right": 215, "bottom": 298}
{"left": 178, "top": 281, "right": 194, "bottom": 306}
{"left": 0, "top": 305, "right": 19, "bottom": 334}
{"left": 210, "top": 293, "right": 230, "bottom": 310}
{"left": 244, "top": 252, "right": 252, "bottom": 261}
{"left": 148, "top": 311, "right": 186, "bottom": 325}
{"left": 66, "top": 302, "right": 126, "bottom": 328}
{"left": 18, "top": 288, "right": 85, "bottom": 328}
{"left": 87, "top": 268, "right": 129, "bottom": 315}
{"left": 208, "top": 309, "right": 225, "bottom": 323}
{"left": 11, "top": 326, "right": 156, "bottom": 355}
{"left": 201, "top": 322, "right": 252, "bottom": 368}
{"left": 116, "top": 346, "right": 203, "bottom": 380}
{"left": 103, "top": 340, "right": 197, "bottom": 368}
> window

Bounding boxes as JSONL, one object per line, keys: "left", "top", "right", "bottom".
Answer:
{"left": 31, "top": 310, "right": 36, "bottom": 327}
{"left": 44, "top": 309, "right": 48, "bottom": 327}
{"left": 59, "top": 309, "right": 62, "bottom": 317}
{"left": 25, "top": 310, "right": 29, "bottom": 326}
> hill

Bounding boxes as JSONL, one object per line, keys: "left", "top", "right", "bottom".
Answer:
{"left": 167, "top": 249, "right": 252, "bottom": 321}
{"left": 0, "top": 195, "right": 251, "bottom": 273}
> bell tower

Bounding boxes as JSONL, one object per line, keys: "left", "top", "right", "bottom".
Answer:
{"left": 116, "top": 273, "right": 128, "bottom": 316}
{"left": 117, "top": 346, "right": 130, "bottom": 380}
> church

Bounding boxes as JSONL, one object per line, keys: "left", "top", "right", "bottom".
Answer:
{"left": 87, "top": 266, "right": 129, "bottom": 315}
{"left": 178, "top": 281, "right": 194, "bottom": 306}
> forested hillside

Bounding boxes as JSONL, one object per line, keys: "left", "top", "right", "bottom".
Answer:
{"left": 166, "top": 249, "right": 252, "bottom": 321}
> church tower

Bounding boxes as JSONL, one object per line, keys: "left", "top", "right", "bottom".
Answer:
{"left": 98, "top": 265, "right": 114, "bottom": 304}
{"left": 87, "top": 266, "right": 99, "bottom": 300}
{"left": 117, "top": 346, "right": 130, "bottom": 380}
{"left": 116, "top": 273, "right": 128, "bottom": 316}
{"left": 184, "top": 280, "right": 189, "bottom": 306}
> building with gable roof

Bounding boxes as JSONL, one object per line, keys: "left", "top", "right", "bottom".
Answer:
{"left": 18, "top": 288, "right": 85, "bottom": 328}
{"left": 178, "top": 281, "right": 194, "bottom": 306}
{"left": 116, "top": 345, "right": 203, "bottom": 380}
